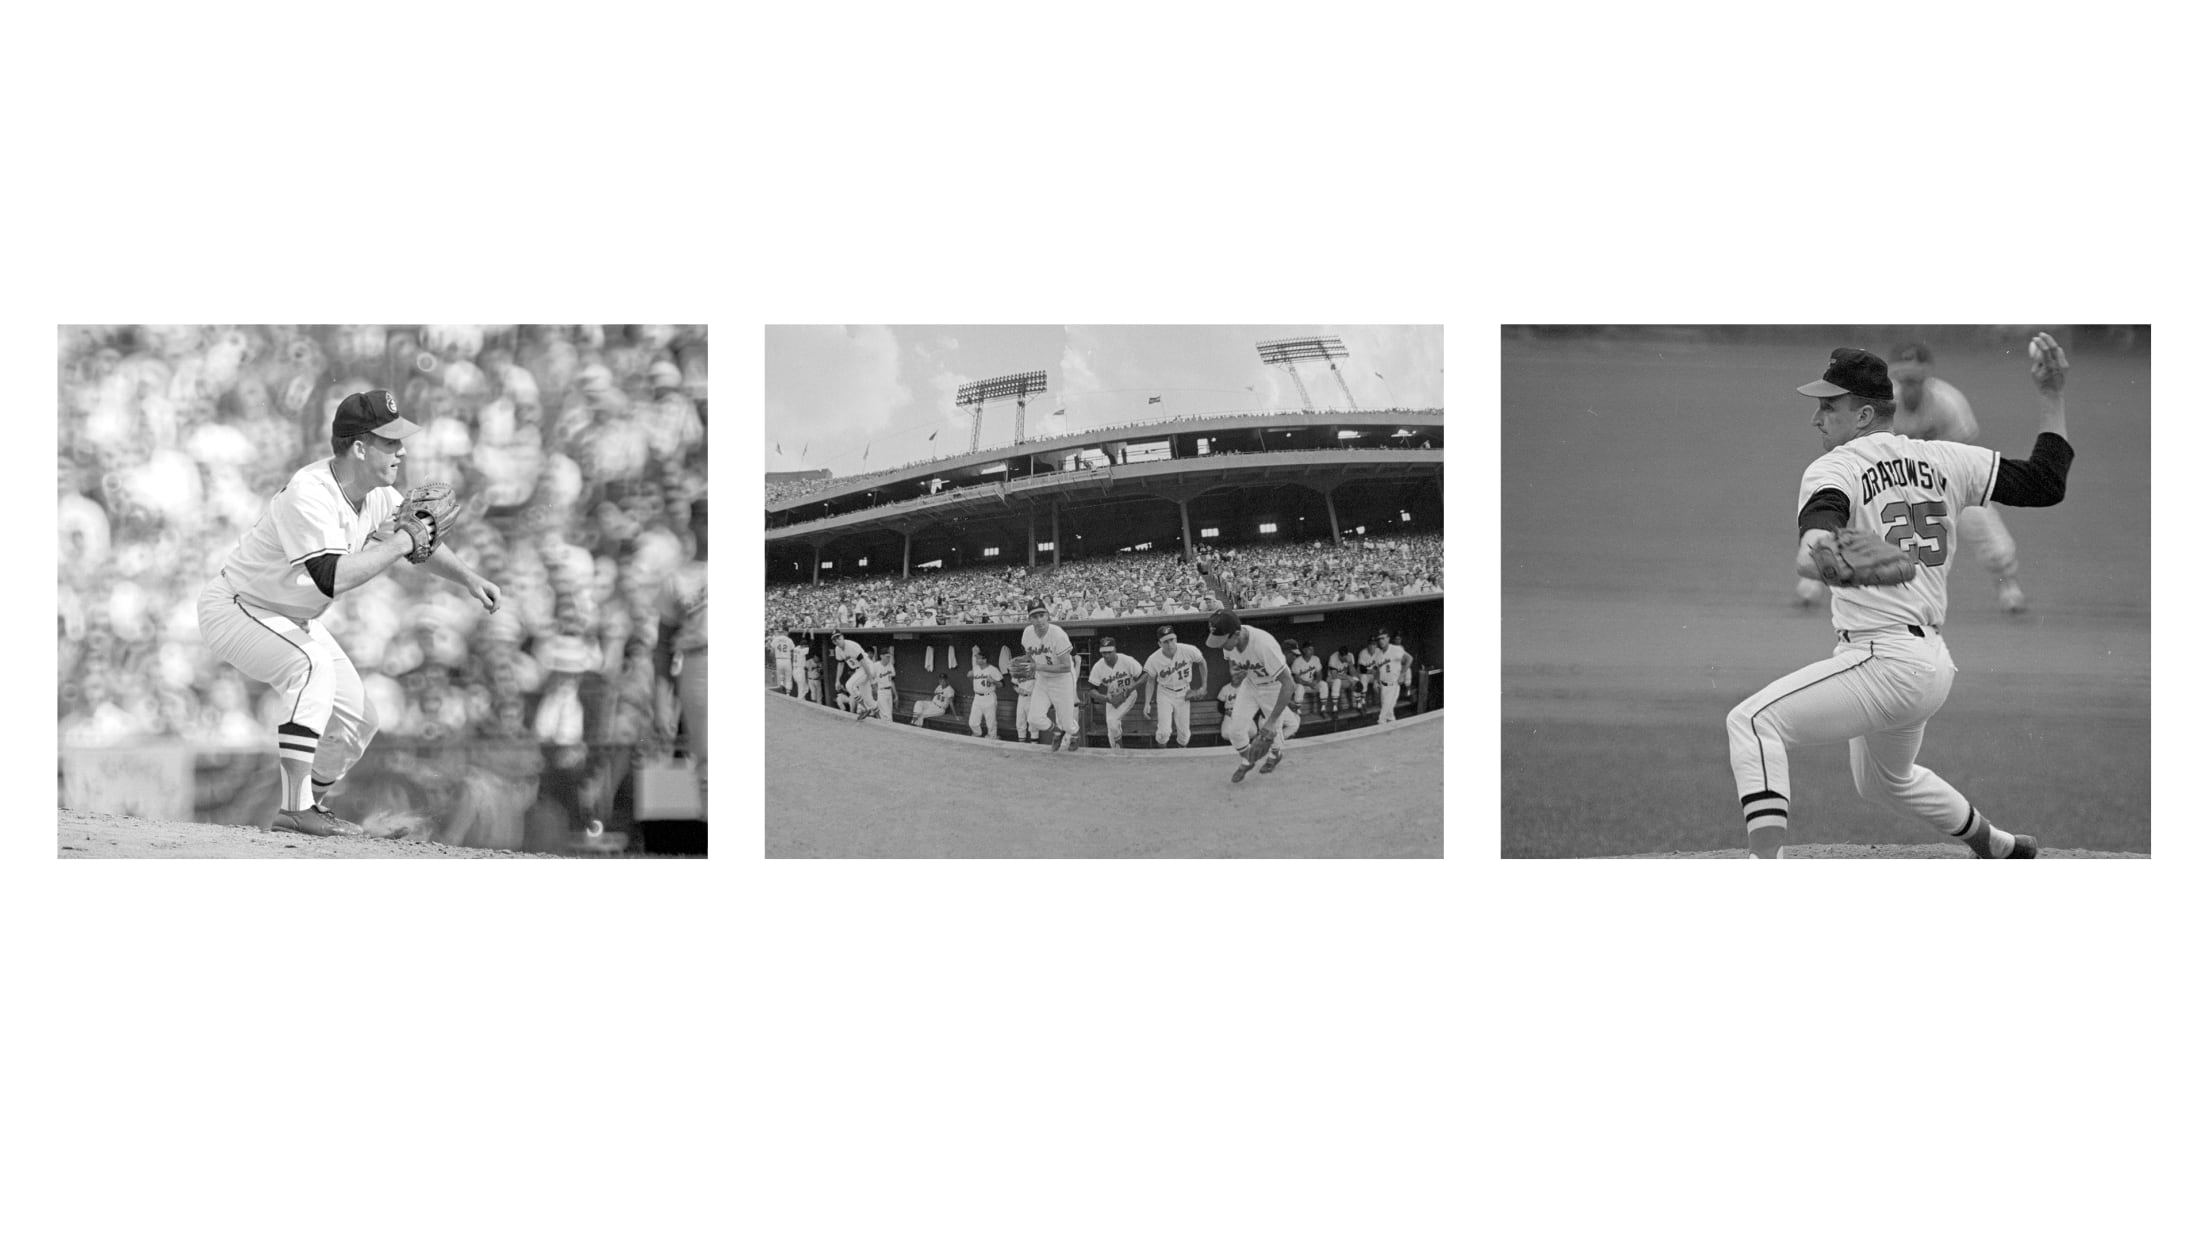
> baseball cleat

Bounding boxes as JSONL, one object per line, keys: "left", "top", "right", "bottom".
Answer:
{"left": 1231, "top": 757, "right": 1257, "bottom": 783}
{"left": 1048, "top": 728, "right": 1065, "bottom": 752}
{"left": 273, "top": 806, "right": 367, "bottom": 837}
{"left": 1258, "top": 749, "right": 1285, "bottom": 774}
{"left": 2008, "top": 834, "right": 2040, "bottom": 859}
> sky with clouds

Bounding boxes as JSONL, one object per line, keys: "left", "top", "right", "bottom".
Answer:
{"left": 764, "top": 325, "right": 1442, "bottom": 477}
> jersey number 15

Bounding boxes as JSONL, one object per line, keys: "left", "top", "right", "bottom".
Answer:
{"left": 1879, "top": 499, "right": 1949, "bottom": 567}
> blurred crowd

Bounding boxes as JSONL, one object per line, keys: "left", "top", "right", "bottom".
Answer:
{"left": 765, "top": 407, "right": 1442, "bottom": 507}
{"left": 764, "top": 531, "right": 1442, "bottom": 632}
{"left": 58, "top": 324, "right": 708, "bottom": 752}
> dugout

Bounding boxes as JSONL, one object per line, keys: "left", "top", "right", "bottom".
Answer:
{"left": 769, "top": 594, "right": 1442, "bottom": 747}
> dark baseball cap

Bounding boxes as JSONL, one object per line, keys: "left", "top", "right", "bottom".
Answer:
{"left": 1204, "top": 608, "right": 1241, "bottom": 648}
{"left": 1156, "top": 625, "right": 1177, "bottom": 639}
{"left": 333, "top": 388, "right": 422, "bottom": 440}
{"left": 1797, "top": 348, "right": 1893, "bottom": 401}
{"left": 1098, "top": 637, "right": 1116, "bottom": 651}
{"left": 1027, "top": 599, "right": 1048, "bottom": 616}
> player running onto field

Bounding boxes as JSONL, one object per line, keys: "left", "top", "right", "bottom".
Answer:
{"left": 1206, "top": 608, "right": 1300, "bottom": 782}
{"left": 1727, "top": 339, "right": 2073, "bottom": 859}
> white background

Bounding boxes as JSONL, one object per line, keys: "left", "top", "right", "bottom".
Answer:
{"left": 11, "top": 2, "right": 2196, "bottom": 1240}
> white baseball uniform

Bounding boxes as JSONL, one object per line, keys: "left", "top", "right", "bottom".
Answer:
{"left": 196, "top": 459, "right": 402, "bottom": 810}
{"left": 912, "top": 682, "right": 953, "bottom": 724}
{"left": 968, "top": 661, "right": 1002, "bottom": 736}
{"left": 1022, "top": 622, "right": 1077, "bottom": 739}
{"left": 769, "top": 633, "right": 797, "bottom": 694}
{"left": 1373, "top": 642, "right": 1410, "bottom": 722}
{"left": 1289, "top": 652, "right": 1321, "bottom": 710}
{"left": 1087, "top": 651, "right": 1143, "bottom": 747}
{"left": 832, "top": 638, "right": 875, "bottom": 717}
{"left": 1728, "top": 431, "right": 1997, "bottom": 844}
{"left": 1143, "top": 642, "right": 1202, "bottom": 746}
{"left": 1220, "top": 623, "right": 1299, "bottom": 757}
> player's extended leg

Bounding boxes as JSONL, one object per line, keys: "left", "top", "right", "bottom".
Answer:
{"left": 1961, "top": 505, "right": 2025, "bottom": 612}
{"left": 1258, "top": 705, "right": 1301, "bottom": 774}
{"left": 310, "top": 637, "right": 377, "bottom": 812}
{"left": 1725, "top": 649, "right": 1887, "bottom": 857}
{"left": 198, "top": 586, "right": 352, "bottom": 830}
{"left": 1850, "top": 724, "right": 2026, "bottom": 858}
{"left": 1379, "top": 681, "right": 1400, "bottom": 723}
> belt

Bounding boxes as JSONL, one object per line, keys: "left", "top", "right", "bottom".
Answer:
{"left": 1837, "top": 623, "right": 1937, "bottom": 643}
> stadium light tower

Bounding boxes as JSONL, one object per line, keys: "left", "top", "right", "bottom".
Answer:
{"left": 957, "top": 370, "right": 1051, "bottom": 452}
{"left": 1256, "top": 335, "right": 1358, "bottom": 412}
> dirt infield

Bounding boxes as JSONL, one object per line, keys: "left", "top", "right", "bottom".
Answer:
{"left": 1502, "top": 332, "right": 2150, "bottom": 858}
{"left": 58, "top": 809, "right": 567, "bottom": 858}
{"left": 1605, "top": 843, "right": 2144, "bottom": 859}
{"left": 764, "top": 693, "right": 1444, "bottom": 858}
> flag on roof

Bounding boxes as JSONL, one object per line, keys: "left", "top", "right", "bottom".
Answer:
{"left": 1147, "top": 395, "right": 1162, "bottom": 404}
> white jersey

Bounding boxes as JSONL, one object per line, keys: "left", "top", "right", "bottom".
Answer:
{"left": 1224, "top": 623, "right": 1291, "bottom": 689}
{"left": 217, "top": 459, "right": 403, "bottom": 621}
{"left": 1020, "top": 622, "right": 1076, "bottom": 683}
{"left": 769, "top": 634, "right": 795, "bottom": 666}
{"left": 1144, "top": 645, "right": 1202, "bottom": 697}
{"left": 1373, "top": 643, "right": 1410, "bottom": 686}
{"left": 970, "top": 662, "right": 1002, "bottom": 696}
{"left": 1088, "top": 653, "right": 1143, "bottom": 700}
{"left": 1799, "top": 430, "right": 1998, "bottom": 633}
{"left": 1894, "top": 376, "right": 1979, "bottom": 443}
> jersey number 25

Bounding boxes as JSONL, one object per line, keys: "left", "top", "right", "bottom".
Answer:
{"left": 1878, "top": 499, "right": 1949, "bottom": 567}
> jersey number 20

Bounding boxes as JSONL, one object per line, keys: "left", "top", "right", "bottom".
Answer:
{"left": 1878, "top": 499, "right": 1949, "bottom": 567}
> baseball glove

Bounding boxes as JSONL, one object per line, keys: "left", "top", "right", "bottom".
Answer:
{"left": 1008, "top": 655, "right": 1036, "bottom": 680}
{"left": 1108, "top": 685, "right": 1136, "bottom": 708}
{"left": 1808, "top": 529, "right": 1917, "bottom": 588}
{"left": 1239, "top": 724, "right": 1276, "bottom": 764}
{"left": 393, "top": 482, "right": 461, "bottom": 565}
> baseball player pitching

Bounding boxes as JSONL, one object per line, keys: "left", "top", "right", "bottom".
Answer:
{"left": 1086, "top": 636, "right": 1146, "bottom": 749}
{"left": 1142, "top": 625, "right": 1207, "bottom": 747}
{"left": 1726, "top": 337, "right": 2074, "bottom": 859}
{"left": 195, "top": 389, "right": 500, "bottom": 836}
{"left": 1206, "top": 608, "right": 1299, "bottom": 782}
{"left": 1016, "top": 600, "right": 1079, "bottom": 752}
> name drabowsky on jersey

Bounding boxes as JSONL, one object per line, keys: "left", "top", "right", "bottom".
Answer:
{"left": 1858, "top": 455, "right": 1951, "bottom": 505}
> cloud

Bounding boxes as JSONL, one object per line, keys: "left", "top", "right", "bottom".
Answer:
{"left": 765, "top": 325, "right": 910, "bottom": 467}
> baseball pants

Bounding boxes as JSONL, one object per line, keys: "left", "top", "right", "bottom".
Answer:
{"left": 1154, "top": 692, "right": 1192, "bottom": 746}
{"left": 1103, "top": 695, "right": 1135, "bottom": 746}
{"left": 1222, "top": 682, "right": 1299, "bottom": 754}
{"left": 1015, "top": 690, "right": 1034, "bottom": 737}
{"left": 1378, "top": 682, "right": 1401, "bottom": 723}
{"left": 1726, "top": 630, "right": 1971, "bottom": 839}
{"left": 775, "top": 660, "right": 799, "bottom": 695}
{"left": 877, "top": 682, "right": 897, "bottom": 720}
{"left": 970, "top": 693, "right": 999, "bottom": 737}
{"left": 1031, "top": 677, "right": 1077, "bottom": 737}
{"left": 844, "top": 669, "right": 874, "bottom": 717}
{"left": 197, "top": 579, "right": 377, "bottom": 809}
{"left": 1960, "top": 505, "right": 2020, "bottom": 579}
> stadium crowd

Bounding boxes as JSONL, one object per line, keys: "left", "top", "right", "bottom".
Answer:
{"left": 58, "top": 324, "right": 708, "bottom": 755}
{"left": 765, "top": 407, "right": 1442, "bottom": 507}
{"left": 764, "top": 531, "right": 1442, "bottom": 632}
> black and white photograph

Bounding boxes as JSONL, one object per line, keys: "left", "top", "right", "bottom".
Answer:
{"left": 56, "top": 324, "right": 711, "bottom": 857}
{"left": 1500, "top": 325, "right": 2149, "bottom": 859}
{"left": 764, "top": 324, "right": 1444, "bottom": 857}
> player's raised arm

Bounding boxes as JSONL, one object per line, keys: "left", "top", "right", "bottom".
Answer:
{"left": 1989, "top": 332, "right": 2074, "bottom": 509}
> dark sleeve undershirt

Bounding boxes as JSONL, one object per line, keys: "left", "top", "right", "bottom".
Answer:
{"left": 1989, "top": 432, "right": 2074, "bottom": 507}
{"left": 1796, "top": 489, "right": 1851, "bottom": 539}
{"left": 305, "top": 552, "right": 338, "bottom": 598}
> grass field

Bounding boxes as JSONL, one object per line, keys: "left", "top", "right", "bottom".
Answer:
{"left": 1500, "top": 329, "right": 2150, "bottom": 857}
